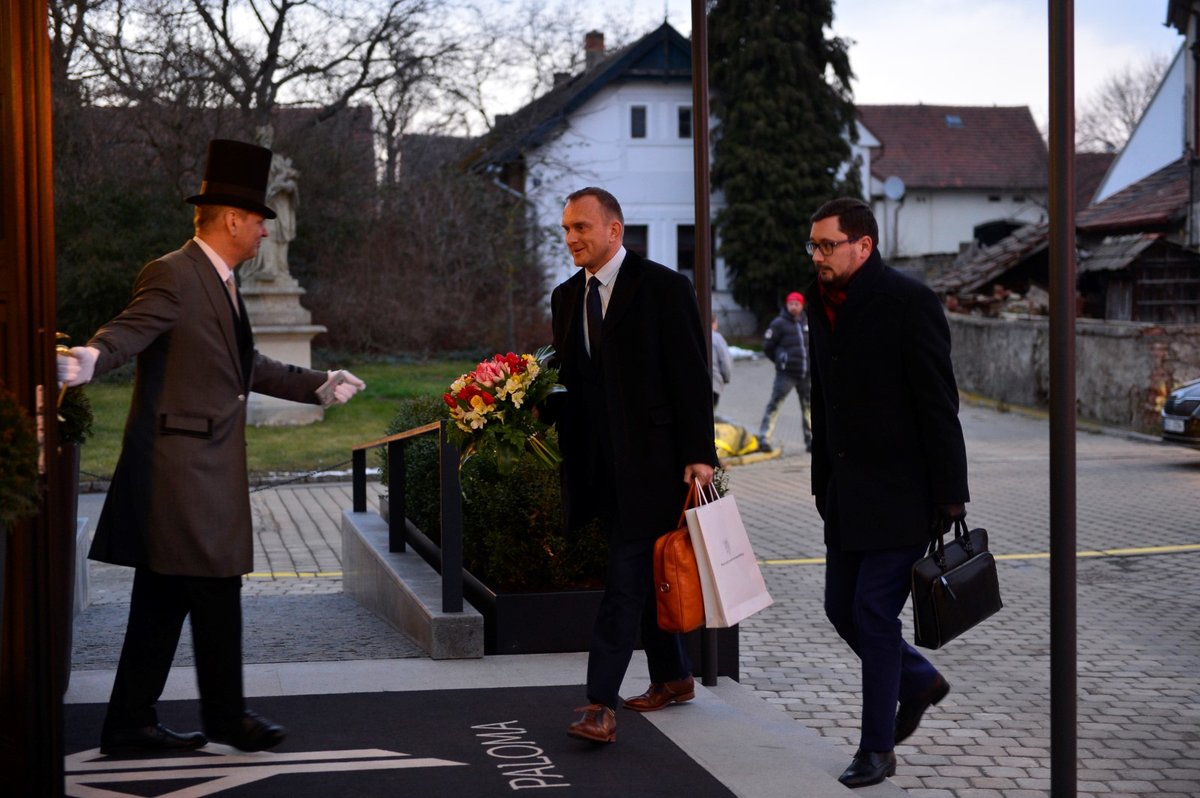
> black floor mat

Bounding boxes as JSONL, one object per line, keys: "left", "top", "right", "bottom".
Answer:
{"left": 65, "top": 686, "right": 735, "bottom": 797}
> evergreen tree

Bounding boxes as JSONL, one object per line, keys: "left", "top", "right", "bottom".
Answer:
{"left": 709, "top": 0, "right": 860, "bottom": 324}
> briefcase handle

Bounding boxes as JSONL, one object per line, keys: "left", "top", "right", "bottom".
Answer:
{"left": 928, "top": 517, "right": 975, "bottom": 568}
{"left": 676, "top": 481, "right": 701, "bottom": 528}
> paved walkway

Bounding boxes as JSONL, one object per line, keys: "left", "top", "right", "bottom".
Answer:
{"left": 71, "top": 356, "right": 1200, "bottom": 797}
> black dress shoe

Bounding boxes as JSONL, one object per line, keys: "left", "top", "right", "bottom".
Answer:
{"left": 837, "top": 749, "right": 896, "bottom": 788}
{"left": 895, "top": 673, "right": 950, "bottom": 744}
{"left": 100, "top": 723, "right": 207, "bottom": 756}
{"left": 208, "top": 710, "right": 288, "bottom": 752}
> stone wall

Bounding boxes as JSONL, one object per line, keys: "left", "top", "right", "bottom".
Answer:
{"left": 947, "top": 313, "right": 1200, "bottom": 433}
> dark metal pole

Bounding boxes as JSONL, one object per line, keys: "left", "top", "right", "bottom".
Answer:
{"left": 1048, "top": 2, "right": 1077, "bottom": 795}
{"left": 351, "top": 449, "right": 367, "bottom": 513}
{"left": 690, "top": 0, "right": 718, "bottom": 688}
{"left": 388, "top": 441, "right": 406, "bottom": 552}
{"left": 439, "top": 421, "right": 464, "bottom": 613}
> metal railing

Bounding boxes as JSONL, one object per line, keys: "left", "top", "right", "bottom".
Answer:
{"left": 350, "top": 419, "right": 463, "bottom": 613}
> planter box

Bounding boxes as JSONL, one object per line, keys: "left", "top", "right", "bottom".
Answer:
{"left": 382, "top": 495, "right": 739, "bottom": 675}
{"left": 463, "top": 568, "right": 603, "bottom": 655}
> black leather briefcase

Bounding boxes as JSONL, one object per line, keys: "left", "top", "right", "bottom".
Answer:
{"left": 911, "top": 518, "right": 1003, "bottom": 649}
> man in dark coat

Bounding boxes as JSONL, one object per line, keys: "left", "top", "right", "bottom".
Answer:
{"left": 756, "top": 290, "right": 812, "bottom": 452}
{"left": 805, "top": 197, "right": 969, "bottom": 788}
{"left": 57, "top": 139, "right": 365, "bottom": 756}
{"left": 549, "top": 187, "right": 717, "bottom": 744}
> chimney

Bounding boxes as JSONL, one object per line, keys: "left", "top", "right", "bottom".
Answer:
{"left": 585, "top": 31, "right": 605, "bottom": 70}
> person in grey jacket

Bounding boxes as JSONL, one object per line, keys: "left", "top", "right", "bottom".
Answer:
{"left": 711, "top": 318, "right": 734, "bottom": 409}
{"left": 756, "top": 291, "right": 812, "bottom": 452}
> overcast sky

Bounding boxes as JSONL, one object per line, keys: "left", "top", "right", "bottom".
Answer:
{"left": 602, "top": 0, "right": 1183, "bottom": 129}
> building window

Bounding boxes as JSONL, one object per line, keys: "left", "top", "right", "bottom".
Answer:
{"left": 1012, "top": 195, "right": 1026, "bottom": 202}
{"left": 630, "top": 106, "right": 647, "bottom": 139}
{"left": 625, "top": 224, "right": 648, "bottom": 257}
{"left": 677, "top": 225, "right": 695, "bottom": 278}
{"left": 988, "top": 195, "right": 1002, "bottom": 202}
{"left": 945, "top": 114, "right": 964, "bottom": 128}
{"left": 678, "top": 106, "right": 692, "bottom": 139}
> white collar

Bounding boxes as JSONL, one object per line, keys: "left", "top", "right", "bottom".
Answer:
{"left": 193, "top": 236, "right": 234, "bottom": 283}
{"left": 586, "top": 246, "right": 626, "bottom": 287}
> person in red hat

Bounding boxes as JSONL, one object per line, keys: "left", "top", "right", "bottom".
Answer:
{"left": 755, "top": 290, "right": 812, "bottom": 452}
{"left": 57, "top": 139, "right": 365, "bottom": 756}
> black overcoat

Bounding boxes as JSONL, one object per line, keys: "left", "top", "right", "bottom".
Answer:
{"left": 550, "top": 251, "right": 717, "bottom": 540}
{"left": 807, "top": 250, "right": 969, "bottom": 552}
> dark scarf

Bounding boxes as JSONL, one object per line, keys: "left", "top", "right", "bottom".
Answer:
{"left": 818, "top": 281, "right": 849, "bottom": 331}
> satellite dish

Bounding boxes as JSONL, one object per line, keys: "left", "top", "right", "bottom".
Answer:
{"left": 883, "top": 175, "right": 906, "bottom": 201}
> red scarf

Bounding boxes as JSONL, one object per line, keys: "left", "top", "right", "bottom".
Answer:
{"left": 818, "top": 282, "right": 849, "bottom": 331}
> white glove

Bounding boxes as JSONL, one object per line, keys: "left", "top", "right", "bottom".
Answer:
{"left": 317, "top": 369, "right": 366, "bottom": 406}
{"left": 57, "top": 346, "right": 99, "bottom": 387}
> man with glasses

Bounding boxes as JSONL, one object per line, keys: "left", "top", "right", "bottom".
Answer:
{"left": 804, "top": 197, "right": 969, "bottom": 788}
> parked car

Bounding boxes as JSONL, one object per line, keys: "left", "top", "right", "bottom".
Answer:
{"left": 1161, "top": 379, "right": 1200, "bottom": 448}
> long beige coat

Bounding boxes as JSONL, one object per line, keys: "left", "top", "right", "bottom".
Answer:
{"left": 87, "top": 240, "right": 325, "bottom": 577}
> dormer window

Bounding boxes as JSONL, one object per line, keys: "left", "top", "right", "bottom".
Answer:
{"left": 945, "top": 114, "right": 964, "bottom": 128}
{"left": 631, "top": 105, "right": 647, "bottom": 139}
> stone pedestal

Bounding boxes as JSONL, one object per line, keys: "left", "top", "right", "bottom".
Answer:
{"left": 242, "top": 279, "right": 327, "bottom": 426}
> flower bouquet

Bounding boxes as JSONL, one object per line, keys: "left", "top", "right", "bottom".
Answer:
{"left": 443, "top": 346, "right": 564, "bottom": 474}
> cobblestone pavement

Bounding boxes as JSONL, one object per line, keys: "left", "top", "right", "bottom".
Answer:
{"left": 73, "top": 480, "right": 421, "bottom": 670}
{"left": 74, "top": 355, "right": 1200, "bottom": 797}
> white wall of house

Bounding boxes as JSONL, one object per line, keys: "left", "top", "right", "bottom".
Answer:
{"left": 870, "top": 188, "right": 1047, "bottom": 259}
{"left": 1093, "top": 44, "right": 1186, "bottom": 204}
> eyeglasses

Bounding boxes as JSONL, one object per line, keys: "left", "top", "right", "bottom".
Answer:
{"left": 805, "top": 237, "right": 861, "bottom": 257}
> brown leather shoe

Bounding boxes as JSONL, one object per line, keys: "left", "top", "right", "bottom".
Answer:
{"left": 566, "top": 704, "right": 616, "bottom": 743}
{"left": 622, "top": 675, "right": 695, "bottom": 712}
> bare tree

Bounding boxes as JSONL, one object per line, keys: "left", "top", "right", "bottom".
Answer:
{"left": 1077, "top": 54, "right": 1171, "bottom": 153}
{"left": 433, "top": 0, "right": 643, "bottom": 135}
{"left": 56, "top": 0, "right": 433, "bottom": 125}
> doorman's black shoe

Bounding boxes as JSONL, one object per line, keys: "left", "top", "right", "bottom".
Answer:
{"left": 837, "top": 749, "right": 896, "bottom": 788}
{"left": 208, "top": 710, "right": 287, "bottom": 752}
{"left": 100, "top": 724, "right": 207, "bottom": 756}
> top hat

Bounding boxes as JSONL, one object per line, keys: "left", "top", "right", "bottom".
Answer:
{"left": 186, "top": 139, "right": 277, "bottom": 219}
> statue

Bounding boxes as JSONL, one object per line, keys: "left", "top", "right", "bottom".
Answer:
{"left": 242, "top": 133, "right": 299, "bottom": 285}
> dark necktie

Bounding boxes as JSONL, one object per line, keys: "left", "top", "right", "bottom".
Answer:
{"left": 586, "top": 275, "right": 603, "bottom": 356}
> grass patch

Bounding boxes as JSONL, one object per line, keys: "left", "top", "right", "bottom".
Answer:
{"left": 79, "top": 360, "right": 474, "bottom": 481}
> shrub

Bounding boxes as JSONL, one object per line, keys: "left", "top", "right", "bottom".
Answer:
{"left": 382, "top": 396, "right": 606, "bottom": 593}
{"left": 0, "top": 384, "right": 41, "bottom": 526}
{"left": 58, "top": 386, "right": 95, "bottom": 445}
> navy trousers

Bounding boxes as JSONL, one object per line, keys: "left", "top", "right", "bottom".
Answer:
{"left": 586, "top": 534, "right": 691, "bottom": 710}
{"left": 824, "top": 542, "right": 940, "bottom": 752}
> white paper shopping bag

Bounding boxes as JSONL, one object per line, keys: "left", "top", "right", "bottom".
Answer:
{"left": 684, "top": 486, "right": 773, "bottom": 628}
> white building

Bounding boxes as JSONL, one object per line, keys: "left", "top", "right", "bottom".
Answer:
{"left": 856, "top": 105, "right": 1050, "bottom": 267}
